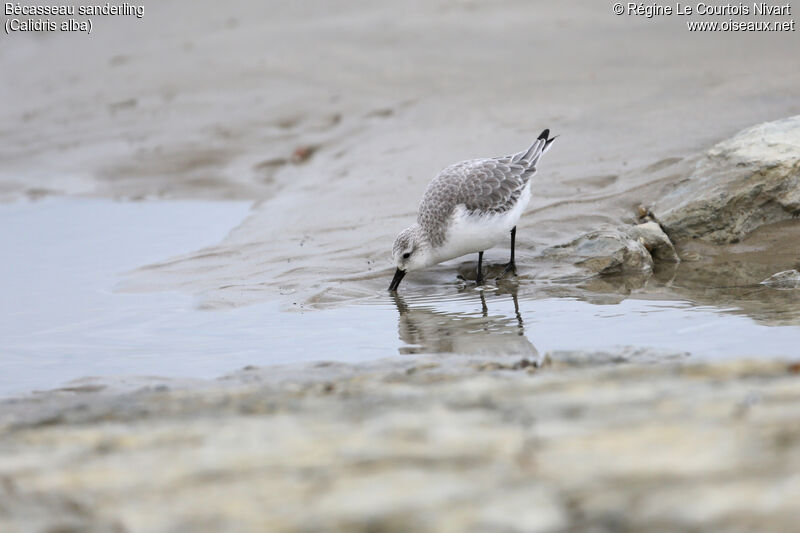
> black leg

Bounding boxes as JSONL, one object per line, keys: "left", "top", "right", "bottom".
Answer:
{"left": 476, "top": 251, "right": 484, "bottom": 285}
{"left": 512, "top": 289, "right": 523, "bottom": 330}
{"left": 509, "top": 226, "right": 516, "bottom": 266}
{"left": 479, "top": 290, "right": 488, "bottom": 317}
{"left": 497, "top": 226, "right": 518, "bottom": 280}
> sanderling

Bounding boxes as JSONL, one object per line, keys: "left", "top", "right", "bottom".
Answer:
{"left": 389, "top": 129, "right": 556, "bottom": 291}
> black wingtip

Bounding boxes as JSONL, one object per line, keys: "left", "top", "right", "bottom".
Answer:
{"left": 538, "top": 128, "right": 550, "bottom": 141}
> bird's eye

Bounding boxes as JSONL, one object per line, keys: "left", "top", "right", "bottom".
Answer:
{"left": 402, "top": 252, "right": 411, "bottom": 259}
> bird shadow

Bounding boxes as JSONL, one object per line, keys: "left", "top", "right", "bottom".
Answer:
{"left": 389, "top": 286, "right": 539, "bottom": 360}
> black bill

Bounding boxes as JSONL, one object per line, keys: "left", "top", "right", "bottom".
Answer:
{"left": 388, "top": 268, "right": 406, "bottom": 292}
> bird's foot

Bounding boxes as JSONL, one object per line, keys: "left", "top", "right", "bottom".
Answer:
{"left": 496, "top": 262, "right": 517, "bottom": 281}
{"left": 457, "top": 272, "right": 486, "bottom": 285}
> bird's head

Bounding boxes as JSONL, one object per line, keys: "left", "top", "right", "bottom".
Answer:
{"left": 389, "top": 225, "right": 433, "bottom": 291}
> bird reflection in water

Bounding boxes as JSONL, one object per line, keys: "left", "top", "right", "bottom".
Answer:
{"left": 390, "top": 286, "right": 539, "bottom": 359}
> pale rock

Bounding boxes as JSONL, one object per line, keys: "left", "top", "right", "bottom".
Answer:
{"left": 760, "top": 269, "right": 800, "bottom": 289}
{"left": 626, "top": 221, "right": 680, "bottom": 263}
{"left": 654, "top": 116, "right": 800, "bottom": 244}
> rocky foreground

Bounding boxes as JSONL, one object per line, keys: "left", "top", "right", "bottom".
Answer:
{"left": 1, "top": 354, "right": 799, "bottom": 533}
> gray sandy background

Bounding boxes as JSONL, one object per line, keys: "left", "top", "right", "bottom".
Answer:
{"left": 3, "top": 2, "right": 800, "bottom": 532}
{"left": 3, "top": 0, "right": 800, "bottom": 307}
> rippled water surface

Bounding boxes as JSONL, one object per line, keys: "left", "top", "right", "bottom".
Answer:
{"left": 3, "top": 199, "right": 800, "bottom": 397}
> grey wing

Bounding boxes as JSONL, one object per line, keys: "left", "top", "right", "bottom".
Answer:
{"left": 417, "top": 159, "right": 532, "bottom": 246}
{"left": 458, "top": 158, "right": 534, "bottom": 215}
{"left": 417, "top": 137, "right": 548, "bottom": 244}
{"left": 459, "top": 134, "right": 550, "bottom": 213}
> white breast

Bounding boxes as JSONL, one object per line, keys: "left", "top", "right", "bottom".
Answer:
{"left": 434, "top": 182, "right": 531, "bottom": 263}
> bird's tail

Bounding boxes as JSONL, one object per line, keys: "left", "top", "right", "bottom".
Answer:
{"left": 512, "top": 128, "right": 557, "bottom": 167}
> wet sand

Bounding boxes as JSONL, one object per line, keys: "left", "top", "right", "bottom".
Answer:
{"left": 3, "top": 1, "right": 800, "bottom": 311}
{"left": 2, "top": 356, "right": 800, "bottom": 533}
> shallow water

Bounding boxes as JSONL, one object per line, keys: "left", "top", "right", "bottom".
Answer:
{"left": 3, "top": 199, "right": 800, "bottom": 397}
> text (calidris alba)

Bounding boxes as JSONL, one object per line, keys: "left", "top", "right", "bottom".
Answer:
{"left": 389, "top": 129, "right": 556, "bottom": 291}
